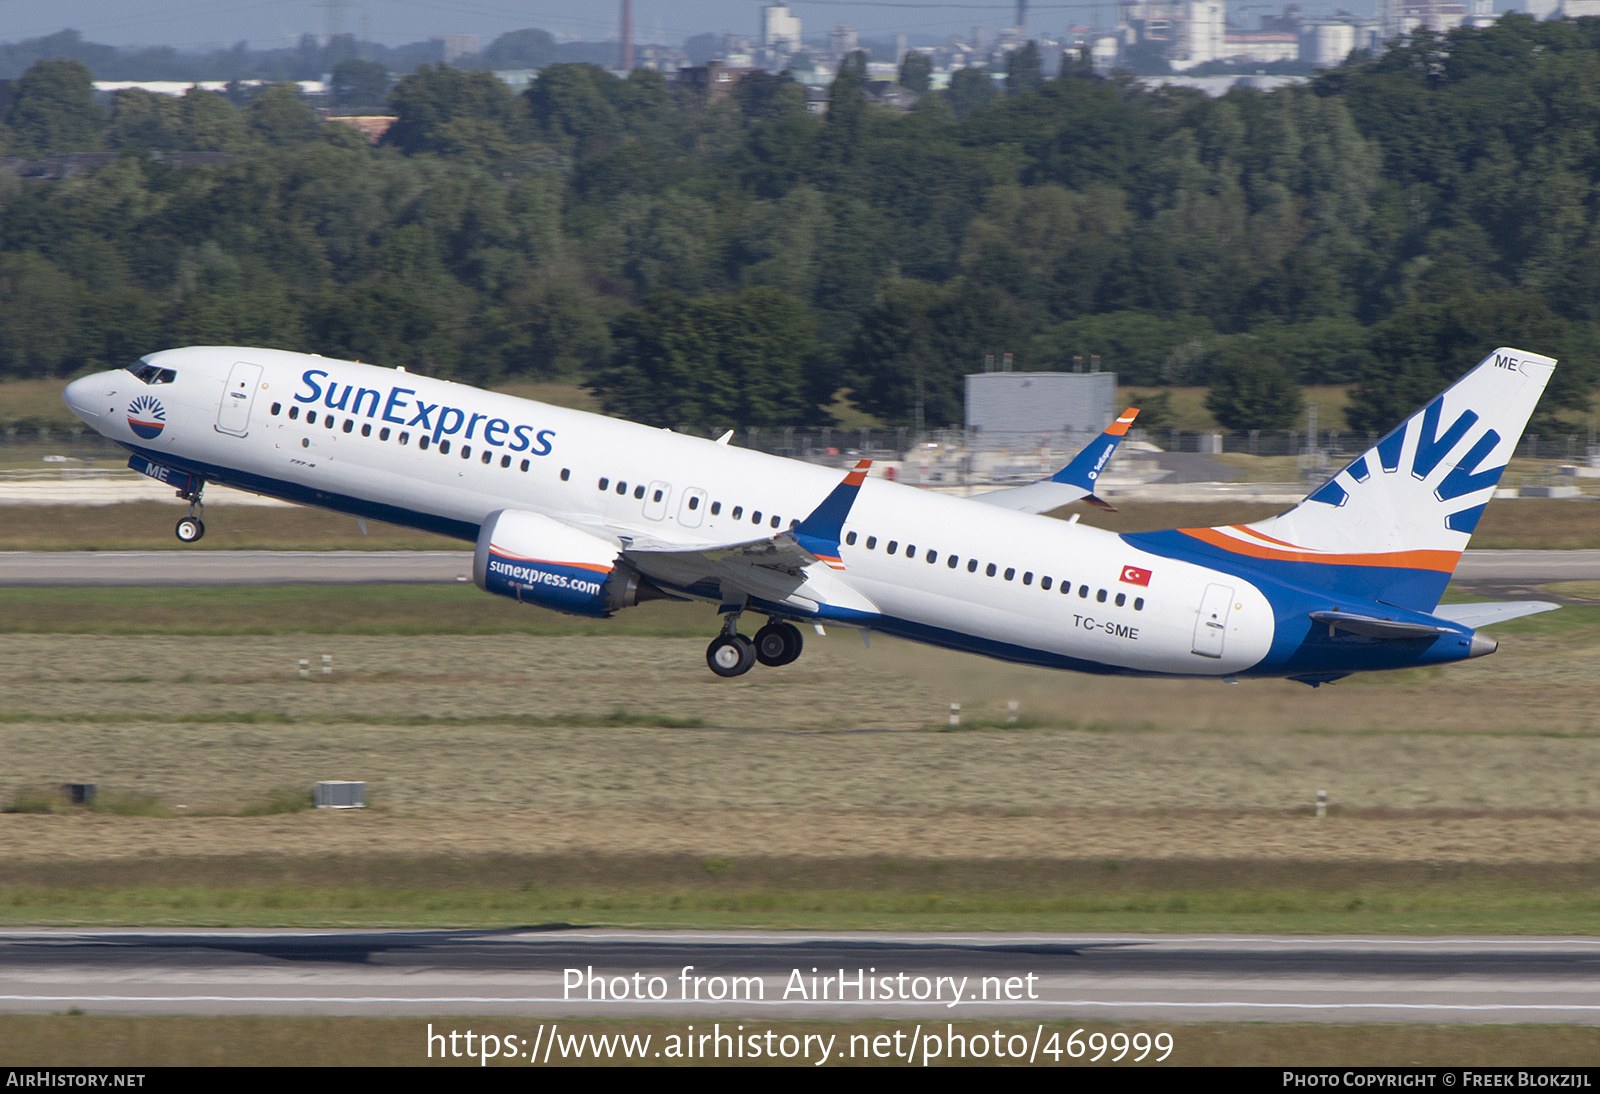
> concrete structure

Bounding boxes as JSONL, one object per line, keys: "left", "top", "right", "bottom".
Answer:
{"left": 829, "top": 24, "right": 859, "bottom": 60}
{"left": 1378, "top": 0, "right": 1495, "bottom": 39}
{"left": 1117, "top": 0, "right": 1227, "bottom": 70}
{"left": 1225, "top": 31, "right": 1299, "bottom": 63}
{"left": 964, "top": 372, "right": 1117, "bottom": 448}
{"left": 434, "top": 35, "right": 479, "bottom": 64}
{"left": 762, "top": 4, "right": 802, "bottom": 52}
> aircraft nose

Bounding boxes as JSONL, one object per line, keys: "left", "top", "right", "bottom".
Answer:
{"left": 62, "top": 374, "right": 104, "bottom": 423}
{"left": 1467, "top": 631, "right": 1498, "bottom": 659}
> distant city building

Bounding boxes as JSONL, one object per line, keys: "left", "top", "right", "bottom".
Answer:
{"left": 762, "top": 4, "right": 803, "bottom": 52}
{"left": 1377, "top": 0, "right": 1495, "bottom": 39}
{"left": 1224, "top": 31, "right": 1298, "bottom": 63}
{"left": 677, "top": 60, "right": 761, "bottom": 100}
{"left": 1116, "top": 1, "right": 1227, "bottom": 70}
{"left": 829, "top": 24, "right": 859, "bottom": 60}
{"left": 965, "top": 372, "right": 1118, "bottom": 448}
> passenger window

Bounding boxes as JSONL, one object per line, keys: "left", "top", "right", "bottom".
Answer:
{"left": 1079, "top": 585, "right": 1089, "bottom": 598}
{"left": 560, "top": 468, "right": 570, "bottom": 481}
{"left": 845, "top": 532, "right": 857, "bottom": 545}
{"left": 482, "top": 450, "right": 492, "bottom": 464}
{"left": 1022, "top": 572, "right": 1033, "bottom": 585}
{"left": 1041, "top": 577, "right": 1052, "bottom": 590}
{"left": 926, "top": 550, "right": 938, "bottom": 564}
{"left": 343, "top": 419, "right": 353, "bottom": 433}
{"left": 634, "top": 485, "right": 645, "bottom": 499}
{"left": 399, "top": 432, "right": 409, "bottom": 445}
{"left": 616, "top": 481, "right": 627, "bottom": 494}
{"left": 1062, "top": 582, "right": 1072, "bottom": 594}
{"left": 947, "top": 555, "right": 958, "bottom": 569}
{"left": 905, "top": 544, "right": 915, "bottom": 557}
{"left": 361, "top": 423, "right": 371, "bottom": 437}
{"left": 711, "top": 502, "right": 722, "bottom": 515}
{"left": 732, "top": 506, "right": 744, "bottom": 520}
{"left": 500, "top": 455, "right": 510, "bottom": 468}
{"left": 598, "top": 478, "right": 609, "bottom": 491}
{"left": 324, "top": 416, "right": 334, "bottom": 429}
{"left": 1115, "top": 592, "right": 1126, "bottom": 607}
{"left": 306, "top": 411, "right": 316, "bottom": 425}
{"left": 887, "top": 541, "right": 898, "bottom": 554}
{"left": 1096, "top": 588, "right": 1107, "bottom": 603}
{"left": 986, "top": 563, "right": 996, "bottom": 577}
{"left": 418, "top": 435, "right": 429, "bottom": 450}
{"left": 462, "top": 446, "right": 471, "bottom": 459}
{"left": 865, "top": 536, "right": 876, "bottom": 549}
{"left": 1134, "top": 597, "right": 1144, "bottom": 611}
{"left": 270, "top": 402, "right": 281, "bottom": 416}
{"left": 1004, "top": 568, "right": 1015, "bottom": 581}
{"left": 439, "top": 440, "right": 451, "bottom": 454}
{"left": 520, "top": 459, "right": 530, "bottom": 472}
{"left": 379, "top": 427, "right": 390, "bottom": 441}
{"left": 771, "top": 515, "right": 780, "bottom": 528}
{"left": 753, "top": 511, "right": 763, "bottom": 524}
{"left": 967, "top": 559, "right": 978, "bottom": 573}
{"left": 689, "top": 496, "right": 700, "bottom": 510}
{"left": 288, "top": 405, "right": 299, "bottom": 420}
{"left": 655, "top": 489, "right": 665, "bottom": 503}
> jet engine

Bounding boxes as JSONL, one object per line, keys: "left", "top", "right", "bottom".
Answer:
{"left": 472, "top": 508, "right": 666, "bottom": 617}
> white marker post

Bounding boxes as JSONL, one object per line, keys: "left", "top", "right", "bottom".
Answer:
{"left": 949, "top": 703, "right": 960, "bottom": 727}
{"left": 322, "top": 654, "right": 332, "bottom": 676}
{"left": 298, "top": 659, "right": 309, "bottom": 679}
{"left": 1316, "top": 790, "right": 1327, "bottom": 819}
{"left": 1006, "top": 700, "right": 1019, "bottom": 723}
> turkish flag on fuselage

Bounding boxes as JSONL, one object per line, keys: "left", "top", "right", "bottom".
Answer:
{"left": 1120, "top": 565, "right": 1152, "bottom": 587}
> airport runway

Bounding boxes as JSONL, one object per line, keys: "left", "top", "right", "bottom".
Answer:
{"left": 2, "top": 549, "right": 1600, "bottom": 587}
{"left": 1, "top": 929, "right": 1598, "bottom": 1022}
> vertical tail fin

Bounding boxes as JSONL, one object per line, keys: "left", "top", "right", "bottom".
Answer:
{"left": 1148, "top": 348, "right": 1556, "bottom": 610}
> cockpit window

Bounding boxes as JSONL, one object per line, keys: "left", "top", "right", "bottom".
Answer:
{"left": 125, "top": 362, "right": 176, "bottom": 385}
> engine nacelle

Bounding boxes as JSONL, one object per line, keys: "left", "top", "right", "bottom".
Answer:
{"left": 473, "top": 509, "right": 661, "bottom": 617}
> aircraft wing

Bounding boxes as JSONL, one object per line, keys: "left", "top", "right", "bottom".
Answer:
{"left": 621, "top": 461, "right": 881, "bottom": 618}
{"left": 1431, "top": 601, "right": 1561, "bottom": 628}
{"left": 970, "top": 408, "right": 1140, "bottom": 514}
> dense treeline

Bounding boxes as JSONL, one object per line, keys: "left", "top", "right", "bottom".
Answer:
{"left": 1, "top": 16, "right": 1598, "bottom": 435}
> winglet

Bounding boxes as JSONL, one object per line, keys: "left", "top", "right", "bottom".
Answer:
{"left": 1050, "top": 407, "right": 1139, "bottom": 490}
{"left": 793, "top": 459, "right": 871, "bottom": 569}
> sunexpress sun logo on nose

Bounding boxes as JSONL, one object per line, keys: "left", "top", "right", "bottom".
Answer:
{"left": 127, "top": 394, "right": 166, "bottom": 439}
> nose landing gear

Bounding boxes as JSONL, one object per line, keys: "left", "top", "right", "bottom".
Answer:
{"left": 174, "top": 480, "right": 206, "bottom": 543}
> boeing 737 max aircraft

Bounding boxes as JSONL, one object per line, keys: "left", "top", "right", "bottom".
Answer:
{"left": 63, "top": 345, "right": 1558, "bottom": 683}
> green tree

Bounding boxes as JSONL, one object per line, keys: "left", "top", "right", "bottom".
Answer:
{"left": 1006, "top": 41, "right": 1044, "bottom": 95}
{"left": 593, "top": 287, "right": 830, "bottom": 430}
{"left": 477, "top": 28, "right": 559, "bottom": 69}
{"left": 524, "top": 63, "right": 620, "bottom": 158}
{"left": 1206, "top": 350, "right": 1304, "bottom": 431}
{"left": 899, "top": 51, "right": 932, "bottom": 95}
{"left": 7, "top": 59, "right": 100, "bottom": 154}
{"left": 331, "top": 59, "right": 391, "bottom": 112}
{"left": 181, "top": 88, "right": 247, "bottom": 151}
{"left": 387, "top": 65, "right": 527, "bottom": 158}
{"left": 248, "top": 84, "right": 320, "bottom": 146}
{"left": 945, "top": 66, "right": 998, "bottom": 117}
{"left": 107, "top": 88, "right": 184, "bottom": 151}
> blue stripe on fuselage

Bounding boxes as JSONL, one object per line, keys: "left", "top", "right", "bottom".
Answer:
{"left": 122, "top": 443, "right": 482, "bottom": 542}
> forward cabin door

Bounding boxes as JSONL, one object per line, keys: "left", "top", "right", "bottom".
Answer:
{"left": 1192, "top": 583, "right": 1235, "bottom": 658}
{"left": 216, "top": 361, "right": 263, "bottom": 437}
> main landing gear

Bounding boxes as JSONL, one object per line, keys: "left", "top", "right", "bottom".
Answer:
{"left": 174, "top": 480, "right": 206, "bottom": 543}
{"left": 705, "top": 613, "right": 805, "bottom": 678}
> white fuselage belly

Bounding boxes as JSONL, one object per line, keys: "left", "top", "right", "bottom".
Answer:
{"left": 91, "top": 349, "right": 1276, "bottom": 677}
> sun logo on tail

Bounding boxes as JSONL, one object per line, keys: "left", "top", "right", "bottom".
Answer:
{"left": 127, "top": 395, "right": 166, "bottom": 439}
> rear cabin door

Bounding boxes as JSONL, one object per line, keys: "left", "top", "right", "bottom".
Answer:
{"left": 1192, "top": 583, "right": 1235, "bottom": 658}
{"left": 216, "top": 361, "right": 263, "bottom": 437}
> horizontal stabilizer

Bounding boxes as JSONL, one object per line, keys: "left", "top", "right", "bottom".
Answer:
{"left": 972, "top": 408, "right": 1139, "bottom": 515}
{"left": 1432, "top": 600, "right": 1560, "bottom": 628}
{"left": 1308, "top": 610, "right": 1453, "bottom": 639}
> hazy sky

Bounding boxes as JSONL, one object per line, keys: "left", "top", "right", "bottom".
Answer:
{"left": 0, "top": 0, "right": 1387, "bottom": 51}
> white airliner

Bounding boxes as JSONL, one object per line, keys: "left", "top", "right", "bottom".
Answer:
{"left": 63, "top": 345, "right": 1558, "bottom": 683}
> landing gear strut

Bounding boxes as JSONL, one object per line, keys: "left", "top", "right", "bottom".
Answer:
{"left": 174, "top": 480, "right": 206, "bottom": 543}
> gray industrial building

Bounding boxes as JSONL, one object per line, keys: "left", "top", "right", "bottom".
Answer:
{"left": 964, "top": 371, "right": 1117, "bottom": 449}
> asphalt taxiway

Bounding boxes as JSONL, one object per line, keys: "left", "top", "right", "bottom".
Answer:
{"left": 0, "top": 929, "right": 1597, "bottom": 1022}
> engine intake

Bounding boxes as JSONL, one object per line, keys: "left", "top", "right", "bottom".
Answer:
{"left": 472, "top": 509, "right": 664, "bottom": 617}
